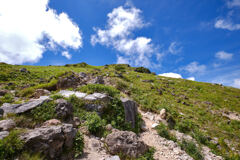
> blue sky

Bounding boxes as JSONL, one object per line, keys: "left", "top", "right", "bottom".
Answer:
{"left": 0, "top": 0, "right": 240, "bottom": 88}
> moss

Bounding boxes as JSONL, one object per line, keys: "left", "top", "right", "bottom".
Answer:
{"left": 0, "top": 130, "right": 24, "bottom": 160}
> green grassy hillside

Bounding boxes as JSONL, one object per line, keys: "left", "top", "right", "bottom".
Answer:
{"left": 0, "top": 62, "right": 240, "bottom": 159}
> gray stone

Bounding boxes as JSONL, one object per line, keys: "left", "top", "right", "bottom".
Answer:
{"left": 105, "top": 156, "right": 120, "bottom": 160}
{"left": 20, "top": 123, "right": 76, "bottom": 160}
{"left": 33, "top": 89, "right": 50, "bottom": 98}
{"left": 84, "top": 104, "right": 104, "bottom": 113}
{"left": 59, "top": 90, "right": 87, "bottom": 98}
{"left": 0, "top": 131, "right": 9, "bottom": 140}
{"left": 160, "top": 108, "right": 167, "bottom": 119}
{"left": 120, "top": 98, "right": 138, "bottom": 128}
{"left": 1, "top": 96, "right": 50, "bottom": 115}
{"left": 20, "top": 68, "right": 29, "bottom": 73}
{"left": 55, "top": 99, "right": 73, "bottom": 122}
{"left": 57, "top": 72, "right": 80, "bottom": 90}
{"left": 88, "top": 76, "right": 104, "bottom": 84}
{"left": 105, "top": 131, "right": 148, "bottom": 158}
{"left": 0, "top": 119, "right": 16, "bottom": 131}
{"left": 79, "top": 72, "right": 87, "bottom": 78}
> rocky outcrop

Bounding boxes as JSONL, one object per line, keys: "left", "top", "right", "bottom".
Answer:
{"left": 55, "top": 99, "right": 73, "bottom": 122}
{"left": 0, "top": 131, "right": 9, "bottom": 140}
{"left": 1, "top": 96, "right": 50, "bottom": 115}
{"left": 105, "top": 131, "right": 148, "bottom": 158}
{"left": 105, "top": 156, "right": 120, "bottom": 160}
{"left": 0, "top": 119, "right": 16, "bottom": 131}
{"left": 57, "top": 72, "right": 80, "bottom": 90}
{"left": 120, "top": 98, "right": 138, "bottom": 128}
{"left": 20, "top": 123, "right": 76, "bottom": 160}
{"left": 88, "top": 76, "right": 105, "bottom": 84}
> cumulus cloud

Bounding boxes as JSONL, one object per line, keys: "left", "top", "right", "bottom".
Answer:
{"left": 215, "top": 19, "right": 240, "bottom": 31}
{"left": 187, "top": 77, "right": 195, "bottom": 81}
{"left": 233, "top": 79, "right": 240, "bottom": 88}
{"left": 215, "top": 51, "right": 233, "bottom": 60}
{"left": 159, "top": 72, "right": 183, "bottom": 79}
{"left": 62, "top": 51, "right": 72, "bottom": 60}
{"left": 182, "top": 61, "right": 206, "bottom": 74}
{"left": 168, "top": 42, "right": 182, "bottom": 54}
{"left": 0, "top": 0, "right": 82, "bottom": 64}
{"left": 91, "top": 4, "right": 158, "bottom": 68}
{"left": 227, "top": 0, "right": 240, "bottom": 8}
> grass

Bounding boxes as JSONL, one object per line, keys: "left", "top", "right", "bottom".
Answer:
{"left": 0, "top": 63, "right": 240, "bottom": 158}
{"left": 179, "top": 140, "right": 203, "bottom": 160}
{"left": 0, "top": 130, "right": 24, "bottom": 160}
{"left": 156, "top": 123, "right": 177, "bottom": 142}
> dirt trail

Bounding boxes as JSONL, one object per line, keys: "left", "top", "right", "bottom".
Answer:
{"left": 139, "top": 110, "right": 193, "bottom": 160}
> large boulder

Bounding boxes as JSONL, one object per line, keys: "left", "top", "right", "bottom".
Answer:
{"left": 55, "top": 99, "right": 73, "bottom": 122}
{"left": 0, "top": 119, "right": 16, "bottom": 131}
{"left": 1, "top": 96, "right": 50, "bottom": 115}
{"left": 120, "top": 98, "right": 138, "bottom": 128}
{"left": 105, "top": 131, "right": 148, "bottom": 158}
{"left": 0, "top": 131, "right": 9, "bottom": 140}
{"left": 20, "top": 123, "right": 76, "bottom": 160}
{"left": 57, "top": 72, "right": 80, "bottom": 90}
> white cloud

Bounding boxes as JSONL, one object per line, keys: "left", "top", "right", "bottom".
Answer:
{"left": 168, "top": 42, "right": 182, "bottom": 54}
{"left": 183, "top": 61, "right": 206, "bottom": 74}
{"left": 0, "top": 0, "right": 82, "bottom": 64}
{"left": 187, "top": 77, "right": 195, "bottom": 81}
{"left": 117, "top": 56, "right": 130, "bottom": 64}
{"left": 159, "top": 72, "right": 183, "bottom": 79}
{"left": 62, "top": 51, "right": 72, "bottom": 59}
{"left": 215, "top": 19, "right": 240, "bottom": 31}
{"left": 215, "top": 51, "right": 233, "bottom": 60}
{"left": 233, "top": 79, "right": 240, "bottom": 88}
{"left": 91, "top": 4, "right": 158, "bottom": 68}
{"left": 227, "top": 0, "right": 240, "bottom": 8}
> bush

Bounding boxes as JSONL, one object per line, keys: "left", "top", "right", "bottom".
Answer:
{"left": 134, "top": 67, "right": 151, "bottom": 74}
{"left": 79, "top": 84, "right": 120, "bottom": 97}
{"left": 137, "top": 147, "right": 155, "bottom": 160}
{"left": 175, "top": 119, "right": 196, "bottom": 133}
{"left": 74, "top": 131, "right": 84, "bottom": 158}
{"left": 19, "top": 152, "right": 44, "bottom": 160}
{"left": 85, "top": 112, "right": 106, "bottom": 136}
{"left": 192, "top": 129, "right": 209, "bottom": 145}
{"left": 0, "top": 93, "right": 14, "bottom": 105}
{"left": 156, "top": 123, "right": 177, "bottom": 142}
{"left": 0, "top": 130, "right": 24, "bottom": 159}
{"left": 29, "top": 101, "right": 56, "bottom": 123}
{"left": 180, "top": 140, "right": 203, "bottom": 160}
{"left": 114, "top": 65, "right": 126, "bottom": 72}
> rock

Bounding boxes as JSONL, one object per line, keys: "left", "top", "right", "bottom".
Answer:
{"left": 151, "top": 123, "right": 159, "bottom": 128}
{"left": 0, "top": 108, "right": 4, "bottom": 118}
{"left": 106, "top": 124, "right": 113, "bottom": 131}
{"left": 55, "top": 99, "right": 73, "bottom": 122}
{"left": 1, "top": 96, "right": 50, "bottom": 115}
{"left": 43, "top": 119, "right": 61, "bottom": 126}
{"left": 0, "top": 131, "right": 9, "bottom": 140}
{"left": 33, "top": 89, "right": 51, "bottom": 98}
{"left": 73, "top": 117, "right": 80, "bottom": 127}
{"left": 84, "top": 93, "right": 109, "bottom": 102}
{"left": 120, "top": 98, "right": 138, "bottom": 128}
{"left": 88, "top": 76, "right": 104, "bottom": 84}
{"left": 0, "top": 119, "right": 16, "bottom": 131}
{"left": 59, "top": 90, "right": 87, "bottom": 99}
{"left": 57, "top": 72, "right": 80, "bottom": 90}
{"left": 0, "top": 89, "right": 8, "bottom": 96}
{"left": 160, "top": 108, "right": 167, "bottom": 119}
{"left": 83, "top": 104, "right": 105, "bottom": 113}
{"left": 20, "top": 123, "right": 76, "bottom": 160}
{"left": 79, "top": 72, "right": 87, "bottom": 78}
{"left": 141, "top": 122, "right": 148, "bottom": 131}
{"left": 105, "top": 131, "right": 148, "bottom": 158}
{"left": 20, "top": 68, "right": 29, "bottom": 73}
{"left": 105, "top": 156, "right": 120, "bottom": 160}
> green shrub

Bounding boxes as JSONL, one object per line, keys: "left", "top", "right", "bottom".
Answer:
{"left": 19, "top": 152, "right": 44, "bottom": 160}
{"left": 175, "top": 119, "right": 196, "bottom": 133}
{"left": 30, "top": 101, "right": 56, "bottom": 123}
{"left": 85, "top": 112, "right": 106, "bottom": 136}
{"left": 74, "top": 131, "right": 84, "bottom": 158}
{"left": 180, "top": 140, "right": 203, "bottom": 160}
{"left": 0, "top": 72, "right": 9, "bottom": 81}
{"left": 137, "top": 147, "right": 155, "bottom": 160}
{"left": 0, "top": 93, "right": 14, "bottom": 105}
{"left": 50, "top": 94, "right": 65, "bottom": 100}
{"left": 114, "top": 65, "right": 126, "bottom": 72}
{"left": 156, "top": 123, "right": 177, "bottom": 142}
{"left": 79, "top": 84, "right": 120, "bottom": 97}
{"left": 134, "top": 67, "right": 151, "bottom": 74}
{"left": 192, "top": 129, "right": 209, "bottom": 145}
{"left": 0, "top": 130, "right": 24, "bottom": 159}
